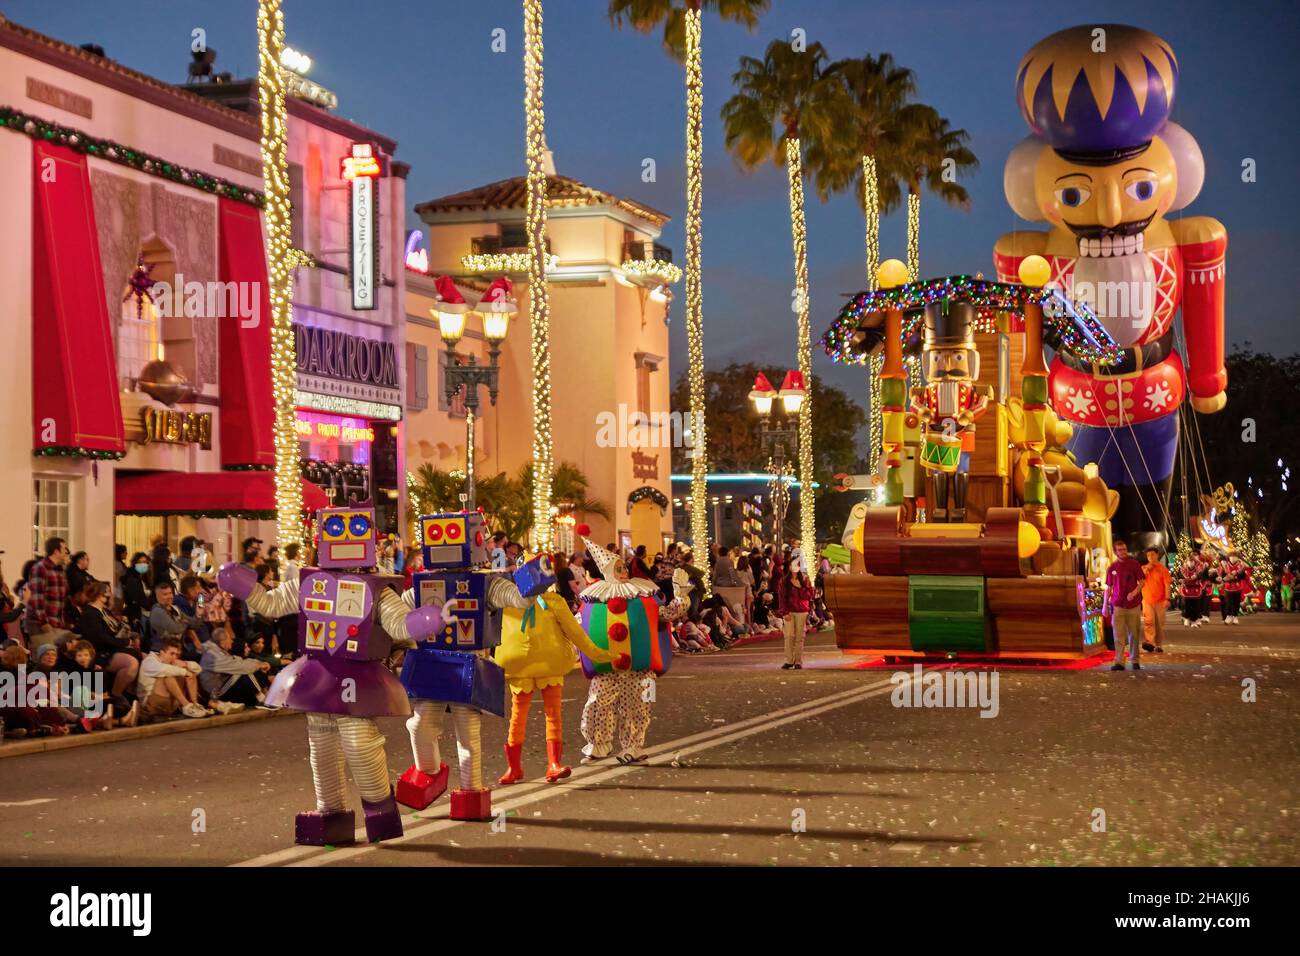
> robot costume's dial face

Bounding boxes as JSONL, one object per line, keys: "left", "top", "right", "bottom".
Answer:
{"left": 1033, "top": 136, "right": 1176, "bottom": 239}
{"left": 317, "top": 507, "right": 376, "bottom": 569}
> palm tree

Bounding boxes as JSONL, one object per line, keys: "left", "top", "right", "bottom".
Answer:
{"left": 608, "top": 0, "right": 770, "bottom": 593}
{"left": 523, "top": 0, "right": 554, "bottom": 551}
{"left": 889, "top": 103, "right": 978, "bottom": 280}
{"left": 721, "top": 38, "right": 847, "bottom": 558}
{"left": 807, "top": 53, "right": 915, "bottom": 471}
{"left": 255, "top": 0, "right": 303, "bottom": 548}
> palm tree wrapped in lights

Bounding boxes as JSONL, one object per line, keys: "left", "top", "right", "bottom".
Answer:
{"left": 609, "top": 0, "right": 770, "bottom": 592}
{"left": 808, "top": 53, "right": 915, "bottom": 473}
{"left": 721, "top": 37, "right": 847, "bottom": 560}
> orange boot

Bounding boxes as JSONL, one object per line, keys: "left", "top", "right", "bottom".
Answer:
{"left": 545, "top": 740, "right": 571, "bottom": 782}
{"left": 499, "top": 743, "right": 526, "bottom": 785}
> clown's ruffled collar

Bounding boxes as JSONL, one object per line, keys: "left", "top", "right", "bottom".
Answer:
{"left": 579, "top": 577, "right": 659, "bottom": 603}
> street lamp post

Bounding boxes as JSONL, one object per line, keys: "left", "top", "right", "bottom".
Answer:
{"left": 434, "top": 278, "right": 513, "bottom": 512}
{"left": 749, "top": 371, "right": 805, "bottom": 548}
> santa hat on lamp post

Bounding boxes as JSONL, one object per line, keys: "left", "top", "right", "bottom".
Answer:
{"left": 477, "top": 276, "right": 518, "bottom": 316}
{"left": 433, "top": 275, "right": 470, "bottom": 314}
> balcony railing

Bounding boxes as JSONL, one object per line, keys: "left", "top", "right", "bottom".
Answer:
{"left": 623, "top": 239, "right": 672, "bottom": 263}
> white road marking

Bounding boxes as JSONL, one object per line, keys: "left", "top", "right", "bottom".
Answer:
{"left": 234, "top": 673, "right": 912, "bottom": 867}
{"left": 0, "top": 798, "right": 57, "bottom": 808}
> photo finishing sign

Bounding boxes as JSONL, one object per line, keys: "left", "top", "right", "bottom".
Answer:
{"left": 342, "top": 143, "right": 382, "bottom": 311}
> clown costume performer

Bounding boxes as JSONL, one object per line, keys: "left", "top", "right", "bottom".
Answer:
{"left": 495, "top": 553, "right": 615, "bottom": 785}
{"left": 576, "top": 536, "right": 686, "bottom": 765}
{"left": 995, "top": 24, "right": 1227, "bottom": 552}
{"left": 218, "top": 504, "right": 449, "bottom": 847}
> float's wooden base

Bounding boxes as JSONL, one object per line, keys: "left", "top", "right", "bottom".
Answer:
{"left": 825, "top": 572, "right": 1100, "bottom": 661}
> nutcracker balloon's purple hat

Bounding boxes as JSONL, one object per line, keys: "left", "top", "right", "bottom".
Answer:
{"left": 1015, "top": 24, "right": 1177, "bottom": 163}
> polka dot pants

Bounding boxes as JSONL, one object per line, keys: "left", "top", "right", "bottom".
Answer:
{"left": 580, "top": 670, "right": 655, "bottom": 759}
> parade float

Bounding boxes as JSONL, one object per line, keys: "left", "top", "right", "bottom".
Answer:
{"left": 821, "top": 259, "right": 1123, "bottom": 661}
{"left": 818, "top": 24, "right": 1228, "bottom": 663}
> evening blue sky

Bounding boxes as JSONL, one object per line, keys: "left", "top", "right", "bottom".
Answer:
{"left": 8, "top": 0, "right": 1298, "bottom": 424}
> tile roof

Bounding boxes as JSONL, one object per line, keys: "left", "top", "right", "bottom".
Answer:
{"left": 415, "top": 173, "right": 669, "bottom": 227}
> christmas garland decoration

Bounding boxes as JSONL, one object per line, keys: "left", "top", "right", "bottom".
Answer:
{"left": 1, "top": 106, "right": 264, "bottom": 208}
{"left": 35, "top": 445, "right": 125, "bottom": 461}
{"left": 821, "top": 274, "right": 1122, "bottom": 368}
{"left": 222, "top": 463, "right": 274, "bottom": 472}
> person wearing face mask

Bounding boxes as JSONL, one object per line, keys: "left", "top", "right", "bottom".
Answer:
{"left": 122, "top": 552, "right": 154, "bottom": 631}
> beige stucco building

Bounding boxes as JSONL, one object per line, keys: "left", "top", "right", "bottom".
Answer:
{"left": 405, "top": 164, "right": 678, "bottom": 554}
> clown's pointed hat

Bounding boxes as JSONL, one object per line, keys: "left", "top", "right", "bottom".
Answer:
{"left": 576, "top": 523, "right": 618, "bottom": 578}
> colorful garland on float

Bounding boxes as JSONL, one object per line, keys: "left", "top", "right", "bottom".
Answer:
{"left": 0, "top": 107, "right": 264, "bottom": 208}
{"left": 821, "top": 274, "right": 1123, "bottom": 367}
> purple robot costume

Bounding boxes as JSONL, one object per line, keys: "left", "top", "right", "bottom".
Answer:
{"left": 218, "top": 504, "right": 447, "bottom": 847}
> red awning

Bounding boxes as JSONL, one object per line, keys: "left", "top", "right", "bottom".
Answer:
{"left": 216, "top": 198, "right": 276, "bottom": 469}
{"left": 31, "top": 140, "right": 125, "bottom": 457}
{"left": 115, "top": 471, "right": 328, "bottom": 518}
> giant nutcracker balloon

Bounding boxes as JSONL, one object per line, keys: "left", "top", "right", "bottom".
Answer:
{"left": 218, "top": 503, "right": 450, "bottom": 846}
{"left": 995, "top": 24, "right": 1227, "bottom": 550}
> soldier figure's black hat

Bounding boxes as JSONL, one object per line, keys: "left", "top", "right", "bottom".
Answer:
{"left": 922, "top": 300, "right": 978, "bottom": 350}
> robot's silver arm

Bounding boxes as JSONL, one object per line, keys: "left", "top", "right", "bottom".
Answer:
{"left": 244, "top": 577, "right": 301, "bottom": 619}
{"left": 378, "top": 587, "right": 418, "bottom": 648}
{"left": 487, "top": 574, "right": 530, "bottom": 610}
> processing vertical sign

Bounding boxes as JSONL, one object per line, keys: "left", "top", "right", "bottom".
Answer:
{"left": 341, "top": 142, "right": 382, "bottom": 311}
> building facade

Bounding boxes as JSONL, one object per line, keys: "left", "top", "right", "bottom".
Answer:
{"left": 407, "top": 163, "right": 678, "bottom": 554}
{"left": 0, "top": 17, "right": 405, "bottom": 582}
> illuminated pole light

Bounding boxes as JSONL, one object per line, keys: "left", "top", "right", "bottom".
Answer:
{"left": 862, "top": 154, "right": 881, "bottom": 473}
{"left": 257, "top": 0, "right": 304, "bottom": 549}
{"left": 684, "top": 5, "right": 710, "bottom": 594}
{"left": 785, "top": 138, "right": 815, "bottom": 560}
{"left": 524, "top": 0, "right": 554, "bottom": 551}
{"left": 905, "top": 191, "right": 922, "bottom": 393}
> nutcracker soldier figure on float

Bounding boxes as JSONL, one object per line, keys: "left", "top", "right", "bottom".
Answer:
{"left": 387, "top": 511, "right": 515, "bottom": 821}
{"left": 909, "top": 301, "right": 992, "bottom": 523}
{"left": 995, "top": 24, "right": 1227, "bottom": 550}
{"left": 219, "top": 503, "right": 450, "bottom": 846}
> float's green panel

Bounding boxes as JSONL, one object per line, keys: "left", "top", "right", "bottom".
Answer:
{"left": 908, "top": 575, "right": 988, "bottom": 652}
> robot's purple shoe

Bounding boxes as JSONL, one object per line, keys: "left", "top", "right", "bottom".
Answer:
{"left": 362, "top": 790, "right": 404, "bottom": 843}
{"left": 295, "top": 810, "right": 356, "bottom": 846}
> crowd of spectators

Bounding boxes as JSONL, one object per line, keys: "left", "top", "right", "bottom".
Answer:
{"left": 0, "top": 534, "right": 289, "bottom": 740}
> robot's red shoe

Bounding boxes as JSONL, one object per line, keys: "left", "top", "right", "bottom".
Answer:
{"left": 295, "top": 810, "right": 356, "bottom": 846}
{"left": 449, "top": 788, "right": 493, "bottom": 821}
{"left": 395, "top": 763, "right": 449, "bottom": 810}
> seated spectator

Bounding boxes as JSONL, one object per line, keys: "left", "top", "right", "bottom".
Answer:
{"left": 148, "top": 581, "right": 205, "bottom": 661}
{"left": 122, "top": 552, "right": 153, "bottom": 630}
{"left": 702, "top": 593, "right": 748, "bottom": 647}
{"left": 174, "top": 576, "right": 211, "bottom": 643}
{"left": 244, "top": 634, "right": 284, "bottom": 675}
{"left": 199, "top": 624, "right": 268, "bottom": 711}
{"left": 44, "top": 639, "right": 131, "bottom": 731}
{"left": 77, "top": 581, "right": 142, "bottom": 700}
{"left": 65, "top": 639, "right": 137, "bottom": 727}
{"left": 136, "top": 636, "right": 209, "bottom": 720}
{"left": 197, "top": 583, "right": 231, "bottom": 629}
{"left": 0, "top": 645, "right": 69, "bottom": 737}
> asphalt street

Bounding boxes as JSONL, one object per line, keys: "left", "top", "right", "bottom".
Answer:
{"left": 2, "top": 614, "right": 1297, "bottom": 866}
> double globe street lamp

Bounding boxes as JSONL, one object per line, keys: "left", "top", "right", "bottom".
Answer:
{"left": 432, "top": 275, "right": 516, "bottom": 511}
{"left": 748, "top": 370, "right": 806, "bottom": 547}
